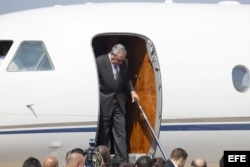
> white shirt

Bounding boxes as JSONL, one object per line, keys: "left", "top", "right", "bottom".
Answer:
{"left": 112, "top": 64, "right": 120, "bottom": 72}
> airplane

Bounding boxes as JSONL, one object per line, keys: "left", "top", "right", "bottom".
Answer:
{"left": 0, "top": 1, "right": 250, "bottom": 167}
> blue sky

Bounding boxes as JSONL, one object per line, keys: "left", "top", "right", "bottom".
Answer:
{"left": 0, "top": 0, "right": 250, "bottom": 15}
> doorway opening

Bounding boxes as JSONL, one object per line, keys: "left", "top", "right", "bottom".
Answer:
{"left": 92, "top": 33, "right": 162, "bottom": 157}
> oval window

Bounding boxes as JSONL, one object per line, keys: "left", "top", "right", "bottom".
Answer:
{"left": 232, "top": 65, "right": 250, "bottom": 92}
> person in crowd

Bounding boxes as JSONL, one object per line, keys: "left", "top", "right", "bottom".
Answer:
{"left": 219, "top": 155, "right": 224, "bottom": 167}
{"left": 190, "top": 158, "right": 207, "bottom": 167}
{"left": 42, "top": 155, "right": 58, "bottom": 167}
{"left": 65, "top": 152, "right": 85, "bottom": 167}
{"left": 134, "top": 155, "right": 153, "bottom": 167}
{"left": 119, "top": 162, "right": 134, "bottom": 167}
{"left": 22, "top": 156, "right": 42, "bottom": 167}
{"left": 165, "top": 148, "right": 188, "bottom": 167}
{"left": 152, "top": 156, "right": 166, "bottom": 167}
{"left": 65, "top": 148, "right": 85, "bottom": 161}
{"left": 95, "top": 43, "right": 139, "bottom": 166}
{"left": 96, "top": 145, "right": 111, "bottom": 167}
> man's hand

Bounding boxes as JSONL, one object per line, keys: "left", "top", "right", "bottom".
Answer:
{"left": 131, "top": 91, "right": 140, "bottom": 103}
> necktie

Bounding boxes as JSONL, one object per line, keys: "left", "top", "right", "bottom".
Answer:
{"left": 113, "top": 65, "right": 119, "bottom": 80}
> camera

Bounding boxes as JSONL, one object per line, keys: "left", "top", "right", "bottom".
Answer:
{"left": 84, "top": 139, "right": 103, "bottom": 167}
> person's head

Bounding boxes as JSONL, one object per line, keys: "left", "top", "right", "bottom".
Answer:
{"left": 23, "top": 156, "right": 42, "bottom": 167}
{"left": 170, "top": 148, "right": 188, "bottom": 167}
{"left": 110, "top": 43, "right": 127, "bottom": 65}
{"left": 65, "top": 148, "right": 85, "bottom": 161}
{"left": 219, "top": 155, "right": 224, "bottom": 167}
{"left": 134, "top": 155, "right": 153, "bottom": 167}
{"left": 191, "top": 158, "right": 207, "bottom": 167}
{"left": 65, "top": 152, "right": 85, "bottom": 167}
{"left": 96, "top": 145, "right": 111, "bottom": 166}
{"left": 42, "top": 155, "right": 58, "bottom": 167}
{"left": 119, "top": 162, "right": 134, "bottom": 167}
{"left": 152, "top": 156, "right": 166, "bottom": 167}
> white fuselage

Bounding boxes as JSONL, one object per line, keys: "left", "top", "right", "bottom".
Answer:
{"left": 0, "top": 2, "right": 250, "bottom": 167}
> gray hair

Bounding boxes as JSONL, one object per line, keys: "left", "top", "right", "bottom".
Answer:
{"left": 111, "top": 43, "right": 127, "bottom": 56}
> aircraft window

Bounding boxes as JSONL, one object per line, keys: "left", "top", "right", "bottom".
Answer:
{"left": 0, "top": 40, "right": 13, "bottom": 65}
{"left": 7, "top": 41, "right": 54, "bottom": 72}
{"left": 232, "top": 65, "right": 250, "bottom": 92}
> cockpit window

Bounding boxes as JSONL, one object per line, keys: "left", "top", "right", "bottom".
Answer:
{"left": 0, "top": 40, "right": 13, "bottom": 65}
{"left": 7, "top": 41, "right": 54, "bottom": 72}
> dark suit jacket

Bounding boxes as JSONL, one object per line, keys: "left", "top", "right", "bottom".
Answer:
{"left": 96, "top": 54, "right": 134, "bottom": 117}
{"left": 166, "top": 159, "right": 175, "bottom": 167}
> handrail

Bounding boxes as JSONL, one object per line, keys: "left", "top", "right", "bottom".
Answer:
{"left": 136, "top": 101, "right": 168, "bottom": 161}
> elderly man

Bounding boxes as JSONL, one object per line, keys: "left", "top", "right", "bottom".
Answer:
{"left": 95, "top": 43, "right": 139, "bottom": 166}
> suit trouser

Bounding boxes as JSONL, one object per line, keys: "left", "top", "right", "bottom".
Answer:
{"left": 101, "top": 98, "right": 128, "bottom": 164}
